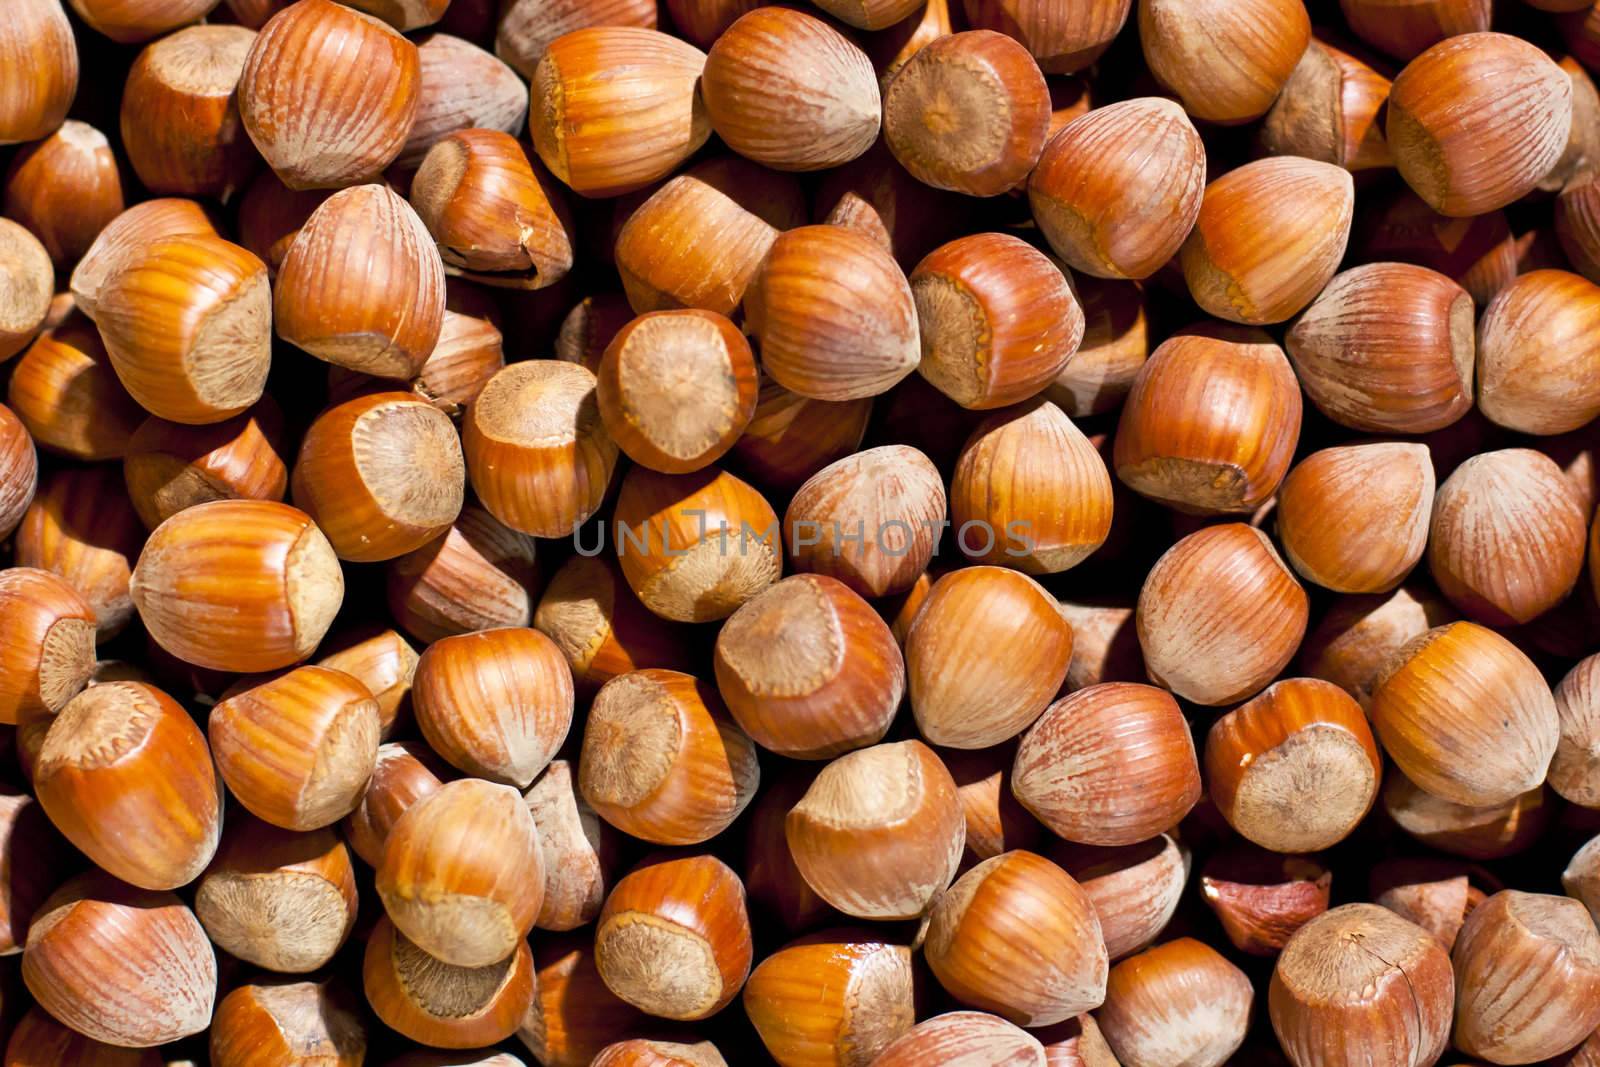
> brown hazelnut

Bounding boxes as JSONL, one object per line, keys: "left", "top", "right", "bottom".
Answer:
{"left": 1298, "top": 584, "right": 1457, "bottom": 703}
{"left": 340, "top": 740, "right": 447, "bottom": 868}
{"left": 1114, "top": 326, "right": 1302, "bottom": 515}
{"left": 0, "top": 566, "right": 95, "bottom": 725}
{"left": 729, "top": 378, "right": 873, "bottom": 492}
{"left": 363, "top": 915, "right": 534, "bottom": 1049}
{"left": 17, "top": 465, "right": 143, "bottom": 640}
{"left": 1269, "top": 903, "right": 1455, "bottom": 1067}
{"left": 1428, "top": 448, "right": 1589, "bottom": 625}
{"left": 22, "top": 872, "right": 216, "bottom": 1048}
{"left": 0, "top": 0, "right": 77, "bottom": 147}
{"left": 745, "top": 225, "right": 920, "bottom": 402}
{"left": 312, "top": 629, "right": 415, "bottom": 735}
{"left": 594, "top": 855, "right": 753, "bottom": 1021}
{"left": 1276, "top": 442, "right": 1434, "bottom": 594}
{"left": 1051, "top": 834, "right": 1188, "bottom": 960}
{"left": 1475, "top": 269, "right": 1600, "bottom": 434}
{"left": 1368, "top": 621, "right": 1558, "bottom": 807}
{"left": 1045, "top": 276, "right": 1149, "bottom": 419}
{"left": 1137, "top": 523, "right": 1309, "bottom": 706}
{"left": 579, "top": 668, "right": 759, "bottom": 845}
{"left": 520, "top": 935, "right": 650, "bottom": 1067}
{"left": 1098, "top": 938, "right": 1253, "bottom": 1067}
{"left": 532, "top": 553, "right": 694, "bottom": 696}
{"left": 743, "top": 931, "right": 915, "bottom": 1066}
{"left": 525, "top": 759, "right": 614, "bottom": 932}
{"left": 194, "top": 814, "right": 358, "bottom": 973}
{"left": 209, "top": 665, "right": 381, "bottom": 830}
{"left": 2, "top": 121, "right": 123, "bottom": 267}
{"left": 1340, "top": 0, "right": 1489, "bottom": 62}
{"left": 1201, "top": 853, "right": 1331, "bottom": 957}
{"left": 1554, "top": 654, "right": 1600, "bottom": 807}
{"left": 239, "top": 0, "right": 421, "bottom": 190}
{"left": 378, "top": 777, "right": 544, "bottom": 967}
{"left": 784, "top": 445, "right": 944, "bottom": 599}
{"left": 962, "top": 0, "right": 1127, "bottom": 73}
{"left": 1014, "top": 682, "right": 1200, "bottom": 846}
{"left": 68, "top": 198, "right": 217, "bottom": 321}
{"left": 6, "top": 315, "right": 136, "bottom": 462}
{"left": 0, "top": 404, "right": 37, "bottom": 540}
{"left": 1260, "top": 39, "right": 1393, "bottom": 171}
{"left": 412, "top": 627, "right": 574, "bottom": 788}
{"left": 387, "top": 505, "right": 539, "bottom": 644}
{"left": 882, "top": 31, "right": 1050, "bottom": 198}
{"left": 1382, "top": 770, "right": 1548, "bottom": 859}
{"left": 210, "top": 978, "right": 366, "bottom": 1067}
{"left": 399, "top": 32, "right": 527, "bottom": 168}
{"left": 785, "top": 739, "right": 965, "bottom": 920}
{"left": 872, "top": 1012, "right": 1047, "bottom": 1066}
{"left": 1180, "top": 157, "right": 1355, "bottom": 325}
{"left": 702, "top": 8, "right": 880, "bottom": 172}
{"left": 1138, "top": 0, "right": 1309, "bottom": 124}
{"left": 122, "top": 401, "right": 288, "bottom": 530}
{"left": 1029, "top": 98, "right": 1205, "bottom": 280}
{"left": 613, "top": 465, "right": 781, "bottom": 622}
{"left": 495, "top": 0, "right": 657, "bottom": 78}
{"left": 925, "top": 850, "right": 1108, "bottom": 1026}
{"left": 1371, "top": 856, "right": 1491, "bottom": 950}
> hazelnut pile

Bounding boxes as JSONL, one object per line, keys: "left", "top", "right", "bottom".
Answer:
{"left": 2, "top": 0, "right": 1600, "bottom": 1064}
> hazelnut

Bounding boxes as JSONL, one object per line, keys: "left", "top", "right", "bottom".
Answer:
{"left": 122, "top": 401, "right": 289, "bottom": 530}
{"left": 1097, "top": 938, "right": 1253, "bottom": 1067}
{"left": 1382, "top": 770, "right": 1548, "bottom": 859}
{"left": 1475, "top": 269, "right": 1600, "bottom": 434}
{"left": 1014, "top": 682, "right": 1200, "bottom": 846}
{"left": 702, "top": 9, "right": 880, "bottom": 171}
{"left": 743, "top": 932, "right": 915, "bottom": 1067}
{"left": 22, "top": 872, "right": 217, "bottom": 1047}
{"left": 925, "top": 850, "right": 1108, "bottom": 1026}
{"left": 1029, "top": 97, "right": 1205, "bottom": 281}
{"left": 594, "top": 855, "right": 753, "bottom": 1021}
{"left": 580, "top": 668, "right": 759, "bottom": 844}
{"left": 882, "top": 31, "right": 1050, "bottom": 198}
{"left": 328, "top": 306, "right": 505, "bottom": 419}
{"left": 1138, "top": 0, "right": 1309, "bottom": 124}
{"left": 1056, "top": 597, "right": 1143, "bottom": 693}
{"left": 525, "top": 759, "right": 614, "bottom": 932}
{"left": 745, "top": 225, "right": 920, "bottom": 402}
{"left": 1367, "top": 621, "right": 1558, "bottom": 807}
{"left": 65, "top": 0, "right": 218, "bottom": 42}
{"left": 7, "top": 317, "right": 142, "bottom": 463}
{"left": 596, "top": 309, "right": 759, "bottom": 473}
{"left": 35, "top": 681, "right": 222, "bottom": 890}
{"left": 1387, "top": 33, "right": 1572, "bottom": 216}
{"left": 1554, "top": 654, "right": 1600, "bottom": 807}
{"left": 1206, "top": 678, "right": 1381, "bottom": 853}
{"left": 1260, "top": 39, "right": 1393, "bottom": 171}
{"left": 715, "top": 574, "right": 903, "bottom": 759}
{"left": 412, "top": 627, "right": 574, "bottom": 788}
{"left": 17, "top": 465, "right": 143, "bottom": 639}
{"left": 1371, "top": 857, "right": 1490, "bottom": 950}
{"left": 1180, "top": 157, "right": 1355, "bottom": 325}
{"left": 909, "top": 567, "right": 1074, "bottom": 749}
{"left": 194, "top": 814, "right": 358, "bottom": 972}
{"left": 1137, "top": 523, "right": 1309, "bottom": 706}
{"left": 120, "top": 26, "right": 258, "bottom": 201}
{"left": 911, "top": 233, "right": 1084, "bottom": 410}
{"left": 0, "top": 0, "right": 77, "bottom": 146}
{"left": 1428, "top": 448, "right": 1589, "bottom": 625}
{"left": 275, "top": 184, "right": 446, "bottom": 380}
{"left": 1269, "top": 903, "right": 1454, "bottom": 1067}
{"left": 2, "top": 120, "right": 123, "bottom": 266}
{"left": 1452, "top": 891, "right": 1600, "bottom": 1063}
{"left": 463, "top": 360, "right": 619, "bottom": 538}
{"left": 529, "top": 28, "right": 710, "bottom": 197}
{"left": 340, "top": 0, "right": 448, "bottom": 30}
{"left": 812, "top": 0, "right": 920, "bottom": 29}
{"left": 340, "top": 740, "right": 447, "bottom": 868}
{"left": 239, "top": 0, "right": 421, "bottom": 189}
{"left": 1276, "top": 442, "right": 1435, "bottom": 594}
{"left": 210, "top": 665, "right": 381, "bottom": 830}
{"left": 1051, "top": 834, "right": 1189, "bottom": 960}
{"left": 613, "top": 465, "right": 781, "bottom": 622}
{"left": 613, "top": 158, "right": 796, "bottom": 317}
{"left": 784, "top": 445, "right": 944, "bottom": 599}
{"left": 0, "top": 566, "right": 95, "bottom": 724}
{"left": 591, "top": 1042, "right": 728, "bottom": 1067}
{"left": 210, "top": 978, "right": 366, "bottom": 1067}
{"left": 0, "top": 221, "right": 59, "bottom": 365}
{"left": 399, "top": 32, "right": 527, "bottom": 168}
{"left": 785, "top": 740, "right": 965, "bottom": 920}
{"left": 410, "top": 130, "right": 575, "bottom": 288}
{"left": 1114, "top": 326, "right": 1302, "bottom": 515}
{"left": 378, "top": 777, "right": 543, "bottom": 967}
{"left": 871, "top": 1012, "right": 1047, "bottom": 1066}
{"left": 363, "top": 915, "right": 535, "bottom": 1049}
{"left": 940, "top": 744, "right": 1043, "bottom": 865}
{"left": 0, "top": 404, "right": 37, "bottom": 540}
